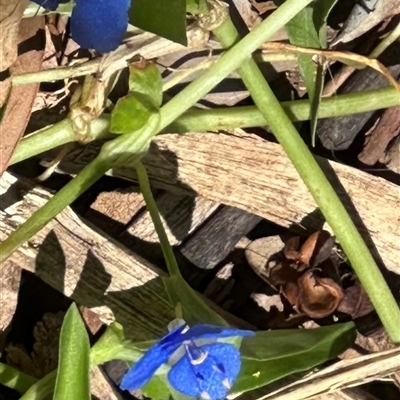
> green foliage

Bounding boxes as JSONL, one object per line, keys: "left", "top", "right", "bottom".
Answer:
{"left": 282, "top": 0, "right": 338, "bottom": 146}
{"left": 53, "top": 303, "right": 90, "bottom": 400}
{"left": 142, "top": 375, "right": 171, "bottom": 400}
{"left": 163, "top": 277, "right": 228, "bottom": 327}
{"left": 233, "top": 322, "right": 356, "bottom": 393}
{"left": 0, "top": 363, "right": 38, "bottom": 395}
{"left": 186, "top": 0, "right": 209, "bottom": 14}
{"left": 110, "top": 92, "right": 157, "bottom": 134}
{"left": 128, "top": 63, "right": 163, "bottom": 109}
{"left": 110, "top": 62, "right": 163, "bottom": 135}
{"left": 129, "top": 0, "right": 187, "bottom": 45}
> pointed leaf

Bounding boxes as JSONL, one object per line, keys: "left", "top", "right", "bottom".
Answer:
{"left": 53, "top": 303, "right": 90, "bottom": 400}
{"left": 128, "top": 62, "right": 163, "bottom": 109}
{"left": 232, "top": 322, "right": 355, "bottom": 394}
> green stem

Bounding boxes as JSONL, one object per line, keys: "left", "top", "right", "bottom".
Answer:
{"left": 0, "top": 157, "right": 110, "bottom": 263}
{"left": 11, "top": 86, "right": 400, "bottom": 165}
{"left": 156, "top": 0, "right": 315, "bottom": 130}
{"left": 135, "top": 162, "right": 180, "bottom": 277}
{"left": 0, "top": 120, "right": 155, "bottom": 263}
{"left": 10, "top": 117, "right": 111, "bottom": 164}
{"left": 213, "top": 17, "right": 400, "bottom": 343}
{"left": 0, "top": 363, "right": 38, "bottom": 395}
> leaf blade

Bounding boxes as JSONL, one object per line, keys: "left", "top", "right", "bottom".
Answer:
{"left": 53, "top": 304, "right": 91, "bottom": 400}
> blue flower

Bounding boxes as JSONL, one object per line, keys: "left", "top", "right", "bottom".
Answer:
{"left": 32, "top": 0, "right": 130, "bottom": 52}
{"left": 120, "top": 324, "right": 254, "bottom": 400}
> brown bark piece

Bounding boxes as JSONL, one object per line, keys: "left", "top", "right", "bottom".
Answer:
{"left": 0, "top": 16, "right": 45, "bottom": 176}
{"left": 358, "top": 106, "right": 400, "bottom": 165}
{"left": 107, "top": 131, "right": 400, "bottom": 275}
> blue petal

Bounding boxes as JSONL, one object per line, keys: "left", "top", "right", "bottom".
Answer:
{"left": 168, "top": 343, "right": 242, "bottom": 400}
{"left": 70, "top": 0, "right": 130, "bottom": 52}
{"left": 31, "top": 0, "right": 60, "bottom": 10}
{"left": 182, "top": 324, "right": 255, "bottom": 341}
{"left": 120, "top": 325, "right": 187, "bottom": 391}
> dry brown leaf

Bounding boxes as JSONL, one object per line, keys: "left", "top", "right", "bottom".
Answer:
{"left": 283, "top": 230, "right": 334, "bottom": 270}
{"left": 0, "top": 16, "right": 45, "bottom": 176}
{"left": 261, "top": 42, "right": 400, "bottom": 91}
{"left": 0, "top": 0, "right": 28, "bottom": 73}
{"left": 296, "top": 271, "right": 344, "bottom": 318}
{"left": 337, "top": 281, "right": 374, "bottom": 319}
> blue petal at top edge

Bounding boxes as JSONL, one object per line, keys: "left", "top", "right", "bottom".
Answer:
{"left": 70, "top": 0, "right": 130, "bottom": 53}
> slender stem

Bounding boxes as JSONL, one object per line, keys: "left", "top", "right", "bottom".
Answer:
{"left": 369, "top": 21, "right": 400, "bottom": 58}
{"left": 11, "top": 86, "right": 400, "bottom": 166}
{"left": 213, "top": 17, "right": 400, "bottom": 343}
{"left": 135, "top": 162, "right": 180, "bottom": 277}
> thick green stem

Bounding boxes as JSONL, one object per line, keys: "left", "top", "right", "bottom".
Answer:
{"left": 11, "top": 86, "right": 400, "bottom": 165}
{"left": 213, "top": 17, "right": 400, "bottom": 343}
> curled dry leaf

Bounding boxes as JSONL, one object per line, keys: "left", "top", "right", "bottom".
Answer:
{"left": 283, "top": 230, "right": 334, "bottom": 271}
{"left": 296, "top": 271, "right": 344, "bottom": 318}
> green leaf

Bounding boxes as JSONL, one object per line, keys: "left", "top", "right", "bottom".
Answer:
{"left": 142, "top": 375, "right": 171, "bottom": 400}
{"left": 232, "top": 322, "right": 355, "bottom": 393}
{"left": 282, "top": 0, "right": 338, "bottom": 146}
{"left": 313, "top": 0, "right": 339, "bottom": 48}
{"left": 128, "top": 63, "right": 163, "bottom": 109}
{"left": 163, "top": 276, "right": 228, "bottom": 326}
{"left": 53, "top": 303, "right": 90, "bottom": 400}
{"left": 186, "top": 0, "right": 209, "bottom": 14}
{"left": 90, "top": 322, "right": 143, "bottom": 365}
{"left": 110, "top": 92, "right": 157, "bottom": 134}
{"left": 129, "top": 0, "right": 187, "bottom": 45}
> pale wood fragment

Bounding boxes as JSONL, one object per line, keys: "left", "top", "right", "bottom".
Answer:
{"left": 0, "top": 260, "right": 21, "bottom": 331}
{"left": 126, "top": 191, "right": 218, "bottom": 246}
